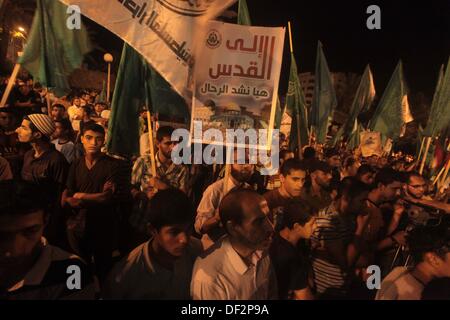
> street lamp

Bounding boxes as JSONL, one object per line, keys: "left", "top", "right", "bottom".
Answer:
{"left": 104, "top": 53, "right": 113, "bottom": 102}
{"left": 18, "top": 26, "right": 26, "bottom": 33}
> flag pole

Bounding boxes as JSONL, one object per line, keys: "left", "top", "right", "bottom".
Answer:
{"left": 432, "top": 165, "right": 446, "bottom": 186}
{"left": 439, "top": 158, "right": 450, "bottom": 189}
{"left": 223, "top": 147, "right": 231, "bottom": 193}
{"left": 419, "top": 137, "right": 432, "bottom": 175}
{"left": 416, "top": 136, "right": 426, "bottom": 165}
{"left": 0, "top": 61, "right": 21, "bottom": 108}
{"left": 107, "top": 63, "right": 111, "bottom": 102}
{"left": 104, "top": 53, "right": 114, "bottom": 103}
{"left": 46, "top": 89, "right": 52, "bottom": 117}
{"left": 288, "top": 21, "right": 302, "bottom": 159}
{"left": 146, "top": 110, "right": 157, "bottom": 178}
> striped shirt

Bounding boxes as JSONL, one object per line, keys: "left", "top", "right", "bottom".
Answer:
{"left": 310, "top": 203, "right": 355, "bottom": 298}
{"left": 131, "top": 152, "right": 188, "bottom": 193}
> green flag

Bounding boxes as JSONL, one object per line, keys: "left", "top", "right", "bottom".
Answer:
{"left": 147, "top": 67, "right": 190, "bottom": 122}
{"left": 18, "top": 0, "right": 91, "bottom": 96}
{"left": 107, "top": 44, "right": 146, "bottom": 158}
{"left": 330, "top": 125, "right": 344, "bottom": 147}
{"left": 237, "top": 0, "right": 251, "bottom": 25}
{"left": 286, "top": 52, "right": 309, "bottom": 152}
{"left": 369, "top": 61, "right": 409, "bottom": 141}
{"left": 416, "top": 124, "right": 424, "bottom": 158}
{"left": 344, "top": 65, "right": 375, "bottom": 135}
{"left": 347, "top": 120, "right": 363, "bottom": 151}
{"left": 424, "top": 58, "right": 450, "bottom": 137}
{"left": 107, "top": 44, "right": 189, "bottom": 158}
{"left": 96, "top": 80, "right": 107, "bottom": 103}
{"left": 310, "top": 41, "right": 337, "bottom": 144}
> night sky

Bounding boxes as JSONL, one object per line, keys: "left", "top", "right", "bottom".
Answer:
{"left": 89, "top": 0, "right": 450, "bottom": 98}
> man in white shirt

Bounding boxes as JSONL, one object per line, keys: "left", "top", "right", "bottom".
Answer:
{"left": 191, "top": 189, "right": 277, "bottom": 300}
{"left": 376, "top": 222, "right": 450, "bottom": 300}
{"left": 195, "top": 148, "right": 254, "bottom": 249}
{"left": 67, "top": 97, "right": 82, "bottom": 131}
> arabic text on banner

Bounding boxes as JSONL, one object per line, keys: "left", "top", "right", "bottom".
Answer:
{"left": 191, "top": 21, "right": 285, "bottom": 149}
{"left": 58, "top": 0, "right": 237, "bottom": 98}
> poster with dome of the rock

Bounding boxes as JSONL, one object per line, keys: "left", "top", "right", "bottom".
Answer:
{"left": 191, "top": 21, "right": 285, "bottom": 149}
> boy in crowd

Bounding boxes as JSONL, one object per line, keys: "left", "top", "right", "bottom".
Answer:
{"left": 0, "top": 180, "right": 96, "bottom": 300}
{"left": 103, "top": 189, "right": 202, "bottom": 299}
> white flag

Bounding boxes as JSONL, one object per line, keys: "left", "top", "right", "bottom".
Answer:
{"left": 59, "top": 0, "right": 237, "bottom": 98}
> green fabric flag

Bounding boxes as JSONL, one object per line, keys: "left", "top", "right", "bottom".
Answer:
{"left": 310, "top": 41, "right": 337, "bottom": 144}
{"left": 96, "top": 80, "right": 107, "bottom": 103}
{"left": 237, "top": 0, "right": 282, "bottom": 129}
{"left": 347, "top": 120, "right": 363, "bottom": 151}
{"left": 286, "top": 52, "right": 309, "bottom": 152}
{"left": 332, "top": 65, "right": 375, "bottom": 148}
{"left": 330, "top": 125, "right": 344, "bottom": 147}
{"left": 369, "top": 61, "right": 408, "bottom": 141}
{"left": 344, "top": 65, "right": 375, "bottom": 135}
{"left": 424, "top": 58, "right": 450, "bottom": 137}
{"left": 147, "top": 67, "right": 190, "bottom": 121}
{"left": 416, "top": 124, "right": 424, "bottom": 158}
{"left": 107, "top": 44, "right": 189, "bottom": 158}
{"left": 107, "top": 44, "right": 146, "bottom": 158}
{"left": 18, "top": 0, "right": 91, "bottom": 96}
{"left": 237, "top": 0, "right": 251, "bottom": 25}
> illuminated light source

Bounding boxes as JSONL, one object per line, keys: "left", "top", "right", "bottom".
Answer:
{"left": 103, "top": 53, "right": 114, "bottom": 63}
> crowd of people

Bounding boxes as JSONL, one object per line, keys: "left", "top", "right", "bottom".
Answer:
{"left": 1, "top": 80, "right": 450, "bottom": 300}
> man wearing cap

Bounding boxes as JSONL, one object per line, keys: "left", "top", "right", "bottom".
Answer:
{"left": 16, "top": 114, "right": 69, "bottom": 246}
{"left": 300, "top": 160, "right": 333, "bottom": 215}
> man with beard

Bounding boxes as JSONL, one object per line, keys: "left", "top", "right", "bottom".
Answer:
{"left": 191, "top": 189, "right": 276, "bottom": 300}
{"left": 361, "top": 168, "right": 406, "bottom": 279}
{"left": 301, "top": 160, "right": 333, "bottom": 215}
{"left": 195, "top": 148, "right": 254, "bottom": 249}
{"left": 402, "top": 172, "right": 450, "bottom": 214}
{"left": 131, "top": 126, "right": 189, "bottom": 201}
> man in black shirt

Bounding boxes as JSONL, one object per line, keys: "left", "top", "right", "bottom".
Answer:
{"left": 0, "top": 108, "right": 29, "bottom": 177}
{"left": 0, "top": 180, "right": 96, "bottom": 300}
{"left": 13, "top": 83, "right": 42, "bottom": 115}
{"left": 16, "top": 114, "right": 68, "bottom": 247}
{"left": 269, "top": 201, "right": 316, "bottom": 300}
{"left": 264, "top": 159, "right": 309, "bottom": 225}
{"left": 62, "top": 122, "right": 120, "bottom": 283}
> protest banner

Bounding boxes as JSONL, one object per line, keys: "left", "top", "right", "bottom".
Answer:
{"left": 360, "top": 131, "right": 383, "bottom": 157}
{"left": 58, "top": 0, "right": 236, "bottom": 98}
{"left": 190, "top": 21, "right": 285, "bottom": 149}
